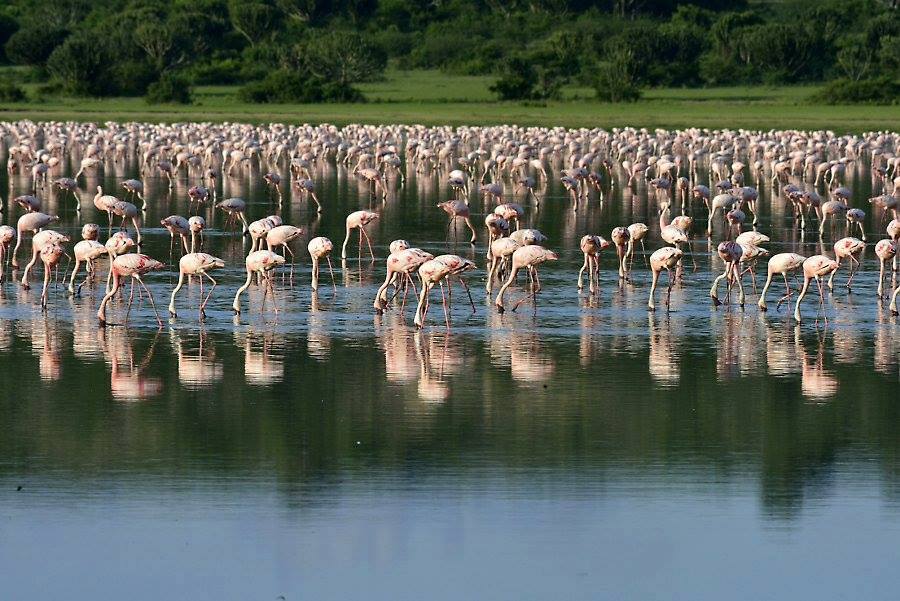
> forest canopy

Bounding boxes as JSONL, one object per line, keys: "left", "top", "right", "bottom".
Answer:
{"left": 0, "top": 0, "right": 897, "bottom": 104}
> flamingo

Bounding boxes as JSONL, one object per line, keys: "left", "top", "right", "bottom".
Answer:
{"left": 308, "top": 237, "right": 336, "bottom": 291}
{"left": 12, "top": 212, "right": 56, "bottom": 268}
{"left": 846, "top": 208, "right": 866, "bottom": 241}
{"left": 494, "top": 203, "right": 524, "bottom": 230}
{"left": 68, "top": 238, "right": 107, "bottom": 295}
{"left": 97, "top": 254, "right": 165, "bottom": 326}
{"left": 39, "top": 243, "right": 66, "bottom": 308}
{"left": 20, "top": 230, "right": 69, "bottom": 289}
{"left": 188, "top": 185, "right": 209, "bottom": 210}
{"left": 577, "top": 235, "right": 610, "bottom": 294}
{"left": 874, "top": 239, "right": 897, "bottom": 297}
{"left": 168, "top": 253, "right": 226, "bottom": 319}
{"left": 112, "top": 200, "right": 142, "bottom": 243}
{"left": 54, "top": 177, "right": 79, "bottom": 209}
{"left": 626, "top": 223, "right": 649, "bottom": 268}
{"left": 610, "top": 227, "right": 630, "bottom": 280}
{"left": 232, "top": 250, "right": 286, "bottom": 315}
{"left": 438, "top": 200, "right": 477, "bottom": 244}
{"left": 266, "top": 225, "right": 304, "bottom": 281}
{"left": 122, "top": 179, "right": 146, "bottom": 208}
{"left": 0, "top": 225, "right": 15, "bottom": 282}
{"left": 374, "top": 247, "right": 433, "bottom": 314}
{"left": 647, "top": 247, "right": 684, "bottom": 311}
{"left": 413, "top": 259, "right": 454, "bottom": 329}
{"left": 794, "top": 255, "right": 839, "bottom": 323}
{"left": 827, "top": 237, "right": 866, "bottom": 291}
{"left": 486, "top": 237, "right": 521, "bottom": 293}
{"left": 188, "top": 216, "right": 206, "bottom": 252}
{"left": 494, "top": 245, "right": 558, "bottom": 313}
{"left": 341, "top": 210, "right": 378, "bottom": 260}
{"left": 216, "top": 198, "right": 250, "bottom": 234}
{"left": 93, "top": 186, "right": 119, "bottom": 234}
{"left": 709, "top": 241, "right": 745, "bottom": 308}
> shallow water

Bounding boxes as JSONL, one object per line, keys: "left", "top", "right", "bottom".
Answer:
{"left": 0, "top": 147, "right": 898, "bottom": 600}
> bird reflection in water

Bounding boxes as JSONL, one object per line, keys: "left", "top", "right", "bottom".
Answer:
{"left": 414, "top": 331, "right": 470, "bottom": 403}
{"left": 378, "top": 316, "right": 419, "bottom": 384}
{"left": 101, "top": 327, "right": 164, "bottom": 401}
{"left": 800, "top": 329, "right": 839, "bottom": 402}
{"left": 510, "top": 330, "right": 555, "bottom": 386}
{"left": 30, "top": 317, "right": 62, "bottom": 382}
{"left": 239, "top": 330, "right": 285, "bottom": 385}
{"left": 307, "top": 292, "right": 331, "bottom": 360}
{"left": 170, "top": 328, "right": 223, "bottom": 390}
{"left": 69, "top": 295, "right": 106, "bottom": 360}
{"left": 873, "top": 326, "right": 899, "bottom": 378}
{"left": 648, "top": 313, "right": 680, "bottom": 387}
{"left": 715, "top": 313, "right": 763, "bottom": 380}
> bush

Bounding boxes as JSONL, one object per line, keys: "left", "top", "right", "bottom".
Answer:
{"left": 490, "top": 57, "right": 537, "bottom": 100}
{"left": 238, "top": 69, "right": 364, "bottom": 104}
{"left": 594, "top": 49, "right": 642, "bottom": 103}
{"left": 811, "top": 76, "right": 900, "bottom": 104}
{"left": 190, "top": 58, "right": 246, "bottom": 85}
{"left": 47, "top": 33, "right": 115, "bottom": 96}
{"left": 0, "top": 82, "right": 26, "bottom": 102}
{"left": 145, "top": 73, "right": 194, "bottom": 104}
{"left": 5, "top": 26, "right": 68, "bottom": 66}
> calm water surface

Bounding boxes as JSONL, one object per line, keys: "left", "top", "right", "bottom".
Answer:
{"left": 0, "top": 145, "right": 898, "bottom": 600}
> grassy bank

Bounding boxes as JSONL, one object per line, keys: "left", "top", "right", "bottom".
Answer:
{"left": 1, "top": 69, "right": 897, "bottom": 132}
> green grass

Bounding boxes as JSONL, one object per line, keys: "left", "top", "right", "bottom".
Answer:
{"left": 1, "top": 68, "right": 897, "bottom": 132}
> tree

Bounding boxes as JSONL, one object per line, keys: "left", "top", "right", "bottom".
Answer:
{"left": 229, "top": 0, "right": 279, "bottom": 46}
{"left": 46, "top": 32, "right": 113, "bottom": 96}
{"left": 5, "top": 26, "right": 68, "bottom": 66}
{"left": 490, "top": 56, "right": 537, "bottom": 100}
{"left": 301, "top": 31, "right": 386, "bottom": 86}
{"left": 836, "top": 35, "right": 874, "bottom": 81}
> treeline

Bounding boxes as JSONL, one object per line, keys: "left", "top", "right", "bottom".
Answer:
{"left": 0, "top": 0, "right": 897, "bottom": 105}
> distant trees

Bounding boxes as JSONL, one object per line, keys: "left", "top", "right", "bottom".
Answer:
{"left": 0, "top": 0, "right": 895, "bottom": 104}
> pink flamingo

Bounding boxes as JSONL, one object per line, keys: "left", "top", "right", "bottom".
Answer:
{"left": 374, "top": 248, "right": 433, "bottom": 314}
{"left": 21, "top": 230, "right": 69, "bottom": 289}
{"left": 0, "top": 225, "right": 16, "bottom": 282}
{"left": 610, "top": 227, "right": 630, "bottom": 279}
{"left": 438, "top": 200, "right": 477, "bottom": 244}
{"left": 216, "top": 198, "right": 250, "bottom": 234}
{"left": 308, "top": 237, "right": 336, "bottom": 291}
{"left": 97, "top": 254, "right": 165, "bottom": 326}
{"left": 626, "top": 223, "right": 649, "bottom": 268}
{"left": 188, "top": 216, "right": 206, "bottom": 252}
{"left": 232, "top": 250, "right": 286, "bottom": 315}
{"left": 68, "top": 236, "right": 107, "bottom": 295}
{"left": 647, "top": 247, "right": 684, "bottom": 311}
{"left": 341, "top": 210, "right": 378, "bottom": 261}
{"left": 39, "top": 243, "right": 66, "bottom": 308}
{"left": 413, "top": 259, "right": 454, "bottom": 329}
{"left": 168, "top": 253, "right": 226, "bottom": 319}
{"left": 758, "top": 253, "right": 806, "bottom": 311}
{"left": 827, "top": 237, "right": 865, "bottom": 291}
{"left": 874, "top": 239, "right": 896, "bottom": 297}
{"left": 161, "top": 215, "right": 191, "bottom": 258}
{"left": 709, "top": 241, "right": 745, "bottom": 307}
{"left": 486, "top": 237, "right": 520, "bottom": 293}
{"left": 12, "top": 212, "right": 58, "bottom": 268}
{"left": 495, "top": 245, "right": 558, "bottom": 313}
{"left": 794, "top": 255, "right": 839, "bottom": 323}
{"left": 578, "top": 235, "right": 610, "bottom": 294}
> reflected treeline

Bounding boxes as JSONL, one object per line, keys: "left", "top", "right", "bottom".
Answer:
{"left": 0, "top": 317, "right": 896, "bottom": 518}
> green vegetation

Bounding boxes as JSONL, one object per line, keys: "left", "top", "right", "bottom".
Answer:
{"left": 0, "top": 70, "right": 897, "bottom": 132}
{"left": 0, "top": 0, "right": 897, "bottom": 108}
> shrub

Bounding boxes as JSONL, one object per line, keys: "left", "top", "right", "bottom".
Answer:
{"left": 145, "top": 73, "right": 194, "bottom": 104}
{"left": 5, "top": 26, "right": 68, "bottom": 66}
{"left": 47, "top": 33, "right": 115, "bottom": 96}
{"left": 191, "top": 59, "right": 247, "bottom": 85}
{"left": 593, "top": 49, "right": 642, "bottom": 103}
{"left": 811, "top": 76, "right": 899, "bottom": 104}
{"left": 0, "top": 82, "right": 26, "bottom": 102}
{"left": 238, "top": 69, "right": 364, "bottom": 104}
{"left": 490, "top": 57, "right": 537, "bottom": 100}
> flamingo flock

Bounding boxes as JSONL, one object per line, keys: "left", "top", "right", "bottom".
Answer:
{"left": 0, "top": 121, "right": 898, "bottom": 330}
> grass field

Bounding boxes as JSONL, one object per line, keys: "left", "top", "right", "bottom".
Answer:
{"left": 1, "top": 69, "right": 897, "bottom": 132}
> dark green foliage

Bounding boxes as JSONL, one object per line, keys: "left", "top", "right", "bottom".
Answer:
{"left": 145, "top": 72, "right": 194, "bottom": 104}
{"left": 237, "top": 69, "right": 364, "bottom": 103}
{"left": 46, "top": 32, "right": 115, "bottom": 96}
{"left": 811, "top": 76, "right": 899, "bottom": 105}
{"left": 0, "top": 0, "right": 896, "bottom": 103}
{"left": 0, "top": 81, "right": 26, "bottom": 101}
{"left": 5, "top": 26, "right": 68, "bottom": 66}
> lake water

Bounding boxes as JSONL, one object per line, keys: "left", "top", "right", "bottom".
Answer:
{"left": 1, "top": 144, "right": 898, "bottom": 600}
